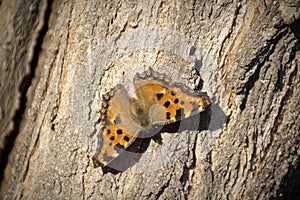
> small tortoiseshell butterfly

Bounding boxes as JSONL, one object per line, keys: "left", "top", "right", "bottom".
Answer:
{"left": 94, "top": 67, "right": 210, "bottom": 167}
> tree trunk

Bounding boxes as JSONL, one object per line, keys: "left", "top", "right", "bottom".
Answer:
{"left": 1, "top": 0, "right": 299, "bottom": 199}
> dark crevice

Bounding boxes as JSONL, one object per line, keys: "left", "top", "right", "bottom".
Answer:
{"left": 237, "top": 28, "right": 288, "bottom": 110}
{"left": 274, "top": 64, "right": 284, "bottom": 92}
{"left": 274, "top": 32, "right": 298, "bottom": 93}
{"left": 190, "top": 0, "right": 196, "bottom": 22}
{"left": 289, "top": 18, "right": 300, "bottom": 42}
{"left": 0, "top": 0, "right": 53, "bottom": 185}
{"left": 180, "top": 164, "right": 190, "bottom": 200}
{"left": 207, "top": 151, "right": 214, "bottom": 185}
{"left": 155, "top": 175, "right": 171, "bottom": 199}
{"left": 275, "top": 157, "right": 300, "bottom": 200}
{"left": 194, "top": 59, "right": 204, "bottom": 91}
{"left": 237, "top": 64, "right": 261, "bottom": 111}
{"left": 271, "top": 59, "right": 299, "bottom": 200}
{"left": 180, "top": 165, "right": 189, "bottom": 184}
{"left": 190, "top": 133, "right": 198, "bottom": 169}
{"left": 261, "top": 37, "right": 298, "bottom": 156}
{"left": 249, "top": 128, "right": 258, "bottom": 170}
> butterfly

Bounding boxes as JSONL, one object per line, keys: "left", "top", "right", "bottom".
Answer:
{"left": 94, "top": 67, "right": 211, "bottom": 167}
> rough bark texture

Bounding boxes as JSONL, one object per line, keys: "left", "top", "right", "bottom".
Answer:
{"left": 1, "top": 0, "right": 299, "bottom": 200}
{"left": 0, "top": 0, "right": 48, "bottom": 188}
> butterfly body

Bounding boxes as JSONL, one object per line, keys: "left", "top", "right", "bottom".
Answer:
{"left": 95, "top": 67, "right": 210, "bottom": 167}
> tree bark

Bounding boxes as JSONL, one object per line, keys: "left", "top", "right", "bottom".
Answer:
{"left": 1, "top": 0, "right": 299, "bottom": 199}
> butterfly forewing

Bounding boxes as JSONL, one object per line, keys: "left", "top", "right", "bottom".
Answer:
{"left": 132, "top": 68, "right": 210, "bottom": 125}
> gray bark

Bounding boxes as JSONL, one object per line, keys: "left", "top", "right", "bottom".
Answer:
{"left": 1, "top": 0, "right": 299, "bottom": 200}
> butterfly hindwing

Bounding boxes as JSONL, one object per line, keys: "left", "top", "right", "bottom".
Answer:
{"left": 95, "top": 125, "right": 136, "bottom": 166}
{"left": 96, "top": 84, "right": 142, "bottom": 166}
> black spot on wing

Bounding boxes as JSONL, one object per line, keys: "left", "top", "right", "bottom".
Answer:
{"left": 156, "top": 93, "right": 164, "bottom": 101}
{"left": 166, "top": 112, "right": 171, "bottom": 119}
{"left": 171, "top": 91, "right": 176, "bottom": 96}
{"left": 174, "top": 98, "right": 179, "bottom": 104}
{"left": 110, "top": 136, "right": 115, "bottom": 141}
{"left": 164, "top": 101, "right": 171, "bottom": 108}
{"left": 124, "top": 136, "right": 130, "bottom": 142}
{"left": 116, "top": 129, "right": 122, "bottom": 135}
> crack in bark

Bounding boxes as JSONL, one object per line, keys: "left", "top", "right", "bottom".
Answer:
{"left": 237, "top": 28, "right": 289, "bottom": 110}
{"left": 218, "top": 2, "right": 242, "bottom": 66}
{"left": 261, "top": 39, "right": 298, "bottom": 158}
{"left": 0, "top": 0, "right": 53, "bottom": 185}
{"left": 155, "top": 175, "right": 171, "bottom": 199}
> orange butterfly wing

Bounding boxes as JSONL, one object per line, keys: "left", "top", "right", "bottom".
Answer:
{"left": 95, "top": 84, "right": 142, "bottom": 166}
{"left": 131, "top": 67, "right": 210, "bottom": 125}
